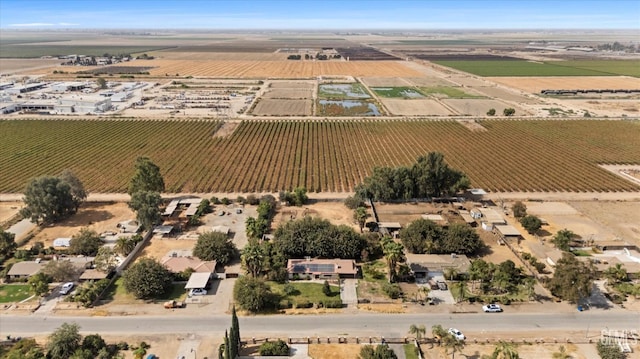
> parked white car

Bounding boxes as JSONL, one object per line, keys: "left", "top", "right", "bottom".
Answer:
{"left": 448, "top": 328, "right": 465, "bottom": 340}
{"left": 483, "top": 304, "right": 503, "bottom": 312}
{"left": 188, "top": 288, "right": 207, "bottom": 296}
{"left": 59, "top": 282, "right": 74, "bottom": 295}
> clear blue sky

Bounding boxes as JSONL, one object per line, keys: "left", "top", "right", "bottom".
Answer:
{"left": 1, "top": 0, "right": 638, "bottom": 29}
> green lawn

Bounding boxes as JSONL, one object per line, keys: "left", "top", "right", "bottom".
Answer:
{"left": 270, "top": 281, "right": 340, "bottom": 307}
{"left": 432, "top": 60, "right": 618, "bottom": 77}
{"left": 102, "top": 277, "right": 185, "bottom": 303}
{"left": 419, "top": 86, "right": 482, "bottom": 98}
{"left": 0, "top": 284, "right": 32, "bottom": 303}
{"left": 403, "top": 343, "right": 420, "bottom": 359}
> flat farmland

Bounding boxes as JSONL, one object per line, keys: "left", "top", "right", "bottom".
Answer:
{"left": 432, "top": 60, "right": 629, "bottom": 77}
{"left": 151, "top": 51, "right": 288, "bottom": 61}
{"left": 1, "top": 119, "right": 639, "bottom": 194}
{"left": 441, "top": 99, "right": 525, "bottom": 116}
{"left": 380, "top": 99, "right": 453, "bottom": 116}
{"left": 0, "top": 58, "right": 63, "bottom": 74}
{"left": 91, "top": 60, "right": 422, "bottom": 78}
{"left": 263, "top": 89, "right": 313, "bottom": 99}
{"left": 471, "top": 86, "right": 541, "bottom": 104}
{"left": 487, "top": 76, "right": 640, "bottom": 94}
{"left": 360, "top": 77, "right": 414, "bottom": 87}
{"left": 269, "top": 81, "right": 315, "bottom": 89}
{"left": 251, "top": 99, "right": 312, "bottom": 116}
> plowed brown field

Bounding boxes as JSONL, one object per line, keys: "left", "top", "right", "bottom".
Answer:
{"left": 488, "top": 76, "right": 640, "bottom": 93}
{"left": 87, "top": 60, "right": 422, "bottom": 78}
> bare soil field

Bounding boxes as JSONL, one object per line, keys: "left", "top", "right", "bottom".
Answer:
{"left": 91, "top": 60, "right": 423, "bottom": 78}
{"left": 405, "top": 76, "right": 458, "bottom": 87}
{"left": 0, "top": 201, "right": 22, "bottom": 224}
{"left": 252, "top": 99, "right": 312, "bottom": 116}
{"left": 154, "top": 51, "right": 289, "bottom": 61}
{"left": 447, "top": 75, "right": 493, "bottom": 87}
{"left": 308, "top": 344, "right": 363, "bottom": 359}
{"left": 470, "top": 86, "right": 541, "bottom": 104}
{"left": 263, "top": 88, "right": 313, "bottom": 99}
{"left": 0, "top": 58, "right": 62, "bottom": 74}
{"left": 137, "top": 236, "right": 196, "bottom": 260}
{"left": 487, "top": 76, "right": 640, "bottom": 93}
{"left": 360, "top": 77, "right": 414, "bottom": 87}
{"left": 22, "top": 202, "right": 135, "bottom": 249}
{"left": 567, "top": 201, "right": 640, "bottom": 244}
{"left": 442, "top": 98, "right": 528, "bottom": 116}
{"left": 380, "top": 98, "right": 453, "bottom": 116}
{"left": 563, "top": 99, "right": 640, "bottom": 117}
{"left": 272, "top": 201, "right": 359, "bottom": 232}
{"left": 269, "top": 81, "right": 316, "bottom": 89}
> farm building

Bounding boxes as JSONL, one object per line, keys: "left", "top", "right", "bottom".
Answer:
{"left": 405, "top": 253, "right": 471, "bottom": 279}
{"left": 185, "top": 272, "right": 213, "bottom": 292}
{"left": 153, "top": 225, "right": 176, "bottom": 236}
{"left": 494, "top": 225, "right": 523, "bottom": 242}
{"left": 7, "top": 261, "right": 43, "bottom": 279}
{"left": 5, "top": 82, "right": 47, "bottom": 95}
{"left": 163, "top": 197, "right": 202, "bottom": 217}
{"left": 470, "top": 208, "right": 506, "bottom": 225}
{"left": 377, "top": 222, "right": 402, "bottom": 237}
{"left": 57, "top": 96, "right": 111, "bottom": 114}
{"left": 457, "top": 210, "right": 476, "bottom": 226}
{"left": 51, "top": 82, "right": 90, "bottom": 93}
{"left": 53, "top": 238, "right": 71, "bottom": 248}
{"left": 287, "top": 258, "right": 358, "bottom": 279}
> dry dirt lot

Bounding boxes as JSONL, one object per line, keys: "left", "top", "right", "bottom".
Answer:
{"left": 488, "top": 76, "right": 640, "bottom": 94}
{"left": 0, "top": 201, "right": 22, "bottom": 224}
{"left": 92, "top": 60, "right": 423, "bottom": 78}
{"left": 380, "top": 98, "right": 453, "bottom": 116}
{"left": 23, "top": 202, "right": 135, "bottom": 249}
{"left": 252, "top": 99, "right": 313, "bottom": 116}
{"left": 270, "top": 81, "right": 316, "bottom": 89}
{"left": 470, "top": 85, "right": 542, "bottom": 104}
{"left": 263, "top": 88, "right": 314, "bottom": 99}
{"left": 0, "top": 58, "right": 63, "bottom": 74}
{"left": 562, "top": 99, "right": 640, "bottom": 117}
{"left": 272, "top": 201, "right": 359, "bottom": 232}
{"left": 442, "top": 98, "right": 527, "bottom": 116}
{"left": 360, "top": 77, "right": 414, "bottom": 87}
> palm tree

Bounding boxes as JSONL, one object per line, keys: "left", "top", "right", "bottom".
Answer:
{"left": 445, "top": 268, "right": 458, "bottom": 281}
{"left": 418, "top": 286, "right": 431, "bottom": 302}
{"left": 493, "top": 341, "right": 520, "bottom": 359}
{"left": 452, "top": 280, "right": 470, "bottom": 303}
{"left": 353, "top": 207, "right": 368, "bottom": 233}
{"left": 442, "top": 333, "right": 464, "bottom": 359}
{"left": 552, "top": 345, "right": 570, "bottom": 359}
{"left": 241, "top": 241, "right": 264, "bottom": 277}
{"left": 431, "top": 324, "right": 446, "bottom": 345}
{"left": 408, "top": 324, "right": 426, "bottom": 342}
{"left": 114, "top": 236, "right": 135, "bottom": 256}
{"left": 382, "top": 238, "right": 405, "bottom": 283}
{"left": 604, "top": 263, "right": 628, "bottom": 284}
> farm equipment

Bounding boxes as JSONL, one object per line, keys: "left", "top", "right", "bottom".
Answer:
{"left": 163, "top": 300, "right": 185, "bottom": 309}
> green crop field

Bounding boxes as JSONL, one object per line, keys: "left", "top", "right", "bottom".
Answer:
{"left": 431, "top": 60, "right": 640, "bottom": 77}
{"left": 555, "top": 60, "right": 640, "bottom": 77}
{"left": 418, "top": 86, "right": 484, "bottom": 98}
{"left": 0, "top": 45, "right": 176, "bottom": 58}
{"left": 371, "top": 87, "right": 425, "bottom": 98}
{"left": 0, "top": 119, "right": 638, "bottom": 193}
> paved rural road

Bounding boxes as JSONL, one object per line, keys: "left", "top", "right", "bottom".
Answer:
{"left": 1, "top": 312, "right": 638, "bottom": 338}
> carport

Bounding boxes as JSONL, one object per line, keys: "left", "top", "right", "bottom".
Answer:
{"left": 185, "top": 272, "right": 211, "bottom": 290}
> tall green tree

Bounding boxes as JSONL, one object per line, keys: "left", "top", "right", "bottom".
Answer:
{"left": 28, "top": 272, "right": 51, "bottom": 297}
{"left": 42, "top": 261, "right": 81, "bottom": 282}
{"left": 93, "top": 246, "right": 117, "bottom": 273}
{"left": 0, "top": 228, "right": 17, "bottom": 263}
{"left": 231, "top": 305, "right": 241, "bottom": 355}
{"left": 59, "top": 169, "right": 87, "bottom": 212}
{"left": 442, "top": 333, "right": 464, "bottom": 359}
{"left": 551, "top": 229, "right": 575, "bottom": 251}
{"left": 354, "top": 206, "right": 368, "bottom": 233}
{"left": 382, "top": 237, "right": 405, "bottom": 283}
{"left": 409, "top": 324, "right": 426, "bottom": 341}
{"left": 122, "top": 257, "right": 172, "bottom": 299}
{"left": 21, "top": 176, "right": 75, "bottom": 224}
{"left": 548, "top": 253, "right": 595, "bottom": 303}
{"left": 511, "top": 201, "right": 527, "bottom": 218}
{"left": 69, "top": 228, "right": 103, "bottom": 256}
{"left": 128, "top": 190, "right": 162, "bottom": 230}
{"left": 519, "top": 215, "right": 542, "bottom": 235}
{"left": 492, "top": 341, "right": 520, "bottom": 359}
{"left": 128, "top": 157, "right": 165, "bottom": 195}
{"left": 233, "top": 276, "right": 275, "bottom": 312}
{"left": 241, "top": 240, "right": 265, "bottom": 277}
{"left": 114, "top": 236, "right": 136, "bottom": 256}
{"left": 413, "top": 152, "right": 470, "bottom": 198}
{"left": 224, "top": 330, "right": 231, "bottom": 359}
{"left": 193, "top": 231, "right": 238, "bottom": 265}
{"left": 399, "top": 218, "right": 442, "bottom": 254}
{"left": 46, "top": 323, "right": 82, "bottom": 359}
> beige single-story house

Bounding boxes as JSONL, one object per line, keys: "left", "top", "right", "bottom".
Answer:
{"left": 7, "top": 261, "right": 43, "bottom": 279}
{"left": 287, "top": 258, "right": 358, "bottom": 279}
{"left": 161, "top": 256, "right": 216, "bottom": 274}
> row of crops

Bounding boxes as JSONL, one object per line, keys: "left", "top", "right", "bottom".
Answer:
{"left": 1, "top": 119, "right": 639, "bottom": 193}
